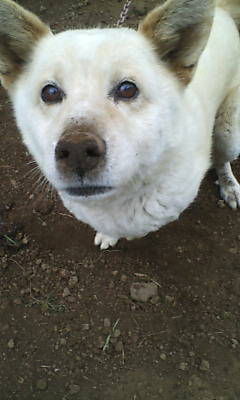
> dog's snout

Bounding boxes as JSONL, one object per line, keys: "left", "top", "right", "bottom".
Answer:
{"left": 55, "top": 130, "right": 106, "bottom": 177}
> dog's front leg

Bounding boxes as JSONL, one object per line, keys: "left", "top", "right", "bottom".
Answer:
{"left": 214, "top": 87, "right": 240, "bottom": 209}
{"left": 216, "top": 162, "right": 240, "bottom": 209}
{"left": 94, "top": 232, "right": 118, "bottom": 250}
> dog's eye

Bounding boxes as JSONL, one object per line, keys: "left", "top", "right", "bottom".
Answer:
{"left": 41, "top": 84, "right": 65, "bottom": 104}
{"left": 115, "top": 81, "right": 138, "bottom": 100}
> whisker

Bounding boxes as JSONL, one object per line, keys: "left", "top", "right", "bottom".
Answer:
{"left": 21, "top": 160, "right": 57, "bottom": 202}
{"left": 26, "top": 160, "right": 37, "bottom": 166}
{"left": 23, "top": 165, "right": 41, "bottom": 180}
{"left": 30, "top": 174, "right": 47, "bottom": 195}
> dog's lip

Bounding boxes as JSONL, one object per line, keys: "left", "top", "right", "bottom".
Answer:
{"left": 65, "top": 186, "right": 113, "bottom": 197}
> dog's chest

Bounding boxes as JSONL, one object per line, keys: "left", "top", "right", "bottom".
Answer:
{"left": 60, "top": 189, "right": 179, "bottom": 239}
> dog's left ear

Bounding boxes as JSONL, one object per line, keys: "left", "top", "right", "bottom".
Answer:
{"left": 0, "top": 0, "right": 51, "bottom": 89}
{"left": 139, "top": 0, "right": 214, "bottom": 83}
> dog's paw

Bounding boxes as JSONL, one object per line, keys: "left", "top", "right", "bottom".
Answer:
{"left": 219, "top": 180, "right": 240, "bottom": 209}
{"left": 217, "top": 163, "right": 240, "bottom": 209}
{"left": 94, "top": 232, "right": 118, "bottom": 250}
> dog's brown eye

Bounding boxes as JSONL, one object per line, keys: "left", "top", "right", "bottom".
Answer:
{"left": 115, "top": 81, "right": 138, "bottom": 100}
{"left": 41, "top": 84, "right": 65, "bottom": 104}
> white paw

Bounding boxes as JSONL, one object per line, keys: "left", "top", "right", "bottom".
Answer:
{"left": 126, "top": 236, "right": 134, "bottom": 241}
{"left": 94, "top": 232, "right": 118, "bottom": 250}
{"left": 220, "top": 181, "right": 240, "bottom": 209}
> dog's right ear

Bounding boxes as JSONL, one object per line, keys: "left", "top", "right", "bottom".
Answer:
{"left": 0, "top": 0, "right": 51, "bottom": 89}
{"left": 139, "top": 0, "right": 214, "bottom": 84}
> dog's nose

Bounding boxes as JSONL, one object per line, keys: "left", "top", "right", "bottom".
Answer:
{"left": 55, "top": 132, "right": 106, "bottom": 177}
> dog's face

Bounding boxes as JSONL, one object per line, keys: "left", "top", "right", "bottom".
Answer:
{"left": 0, "top": 0, "right": 213, "bottom": 199}
{"left": 13, "top": 28, "right": 182, "bottom": 198}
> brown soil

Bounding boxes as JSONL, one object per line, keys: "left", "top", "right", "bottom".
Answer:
{"left": 0, "top": 1, "right": 240, "bottom": 399}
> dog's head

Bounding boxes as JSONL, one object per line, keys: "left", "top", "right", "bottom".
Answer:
{"left": 0, "top": 0, "right": 213, "bottom": 199}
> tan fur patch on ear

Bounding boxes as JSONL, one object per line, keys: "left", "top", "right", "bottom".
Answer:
{"left": 172, "top": 65, "right": 195, "bottom": 86}
{"left": 0, "top": 0, "right": 50, "bottom": 88}
{"left": 139, "top": 1, "right": 178, "bottom": 59}
{"left": 139, "top": 0, "right": 214, "bottom": 85}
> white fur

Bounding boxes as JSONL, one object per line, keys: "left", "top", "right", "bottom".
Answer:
{"left": 7, "top": 7, "right": 240, "bottom": 248}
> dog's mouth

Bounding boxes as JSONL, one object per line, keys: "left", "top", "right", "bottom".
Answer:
{"left": 65, "top": 186, "right": 113, "bottom": 197}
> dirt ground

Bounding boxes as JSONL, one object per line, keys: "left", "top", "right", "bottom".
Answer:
{"left": 0, "top": 0, "right": 240, "bottom": 399}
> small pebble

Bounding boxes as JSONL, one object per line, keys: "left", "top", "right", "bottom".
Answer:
{"left": 165, "top": 295, "right": 175, "bottom": 304}
{"left": 231, "top": 338, "right": 239, "bottom": 348}
{"left": 62, "top": 288, "right": 70, "bottom": 298}
{"left": 22, "top": 236, "right": 29, "bottom": 245}
{"left": 59, "top": 269, "right": 68, "bottom": 278}
{"left": 82, "top": 323, "right": 90, "bottom": 331}
{"left": 150, "top": 295, "right": 160, "bottom": 305}
{"left": 103, "top": 318, "right": 111, "bottom": 328}
{"left": 115, "top": 341, "right": 124, "bottom": 352}
{"left": 131, "top": 334, "right": 138, "bottom": 344}
{"left": 229, "top": 247, "right": 238, "bottom": 254}
{"left": 98, "top": 336, "right": 105, "bottom": 349}
{"left": 1, "top": 324, "right": 9, "bottom": 332}
{"left": 179, "top": 362, "right": 188, "bottom": 371}
{"left": 130, "top": 282, "right": 158, "bottom": 302}
{"left": 68, "top": 276, "right": 78, "bottom": 287}
{"left": 109, "top": 281, "right": 115, "bottom": 289}
{"left": 188, "top": 375, "right": 204, "bottom": 388}
{"left": 217, "top": 199, "right": 226, "bottom": 208}
{"left": 13, "top": 298, "right": 22, "bottom": 305}
{"left": 113, "top": 328, "right": 121, "bottom": 338}
{"left": 40, "top": 5, "right": 47, "bottom": 11}
{"left": 199, "top": 359, "right": 210, "bottom": 371}
{"left": 36, "top": 378, "right": 48, "bottom": 391}
{"left": 121, "top": 274, "right": 128, "bottom": 282}
{"left": 67, "top": 296, "right": 76, "bottom": 303}
{"left": 7, "top": 339, "right": 15, "bottom": 349}
{"left": 69, "top": 384, "right": 81, "bottom": 395}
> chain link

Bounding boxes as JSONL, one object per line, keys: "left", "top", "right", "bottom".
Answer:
{"left": 116, "top": 0, "right": 133, "bottom": 27}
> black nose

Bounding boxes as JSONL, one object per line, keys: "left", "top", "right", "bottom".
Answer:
{"left": 55, "top": 131, "right": 106, "bottom": 177}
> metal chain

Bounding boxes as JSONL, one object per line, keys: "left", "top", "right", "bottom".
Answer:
{"left": 116, "top": 0, "right": 133, "bottom": 27}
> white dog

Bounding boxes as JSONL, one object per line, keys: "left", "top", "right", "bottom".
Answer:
{"left": 0, "top": 0, "right": 240, "bottom": 249}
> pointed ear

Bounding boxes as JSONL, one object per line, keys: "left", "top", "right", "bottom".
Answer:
{"left": 0, "top": 0, "right": 51, "bottom": 88}
{"left": 139, "top": 0, "right": 214, "bottom": 83}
